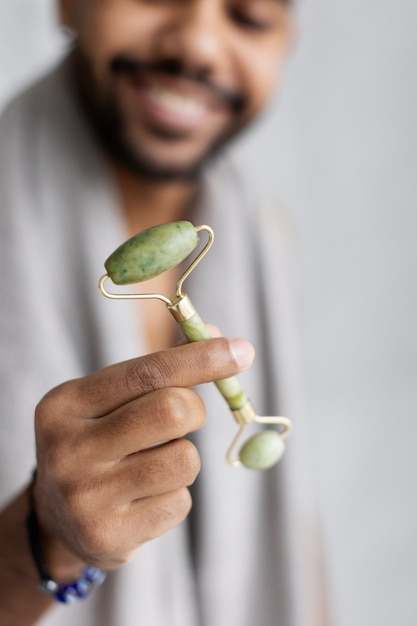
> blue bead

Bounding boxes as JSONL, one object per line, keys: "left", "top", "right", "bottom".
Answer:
{"left": 84, "top": 567, "right": 107, "bottom": 585}
{"left": 56, "top": 587, "right": 77, "bottom": 604}
{"left": 75, "top": 578, "right": 92, "bottom": 598}
{"left": 52, "top": 566, "right": 106, "bottom": 603}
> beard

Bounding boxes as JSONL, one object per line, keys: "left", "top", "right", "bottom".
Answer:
{"left": 70, "top": 50, "right": 248, "bottom": 182}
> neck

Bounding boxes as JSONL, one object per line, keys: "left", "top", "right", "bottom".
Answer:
{"left": 110, "top": 161, "right": 199, "bottom": 237}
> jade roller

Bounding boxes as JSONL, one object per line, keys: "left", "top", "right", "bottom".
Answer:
{"left": 99, "top": 221, "right": 292, "bottom": 470}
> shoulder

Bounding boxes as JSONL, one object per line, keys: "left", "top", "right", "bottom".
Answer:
{"left": 0, "top": 64, "right": 61, "bottom": 136}
{"left": 0, "top": 57, "right": 89, "bottom": 168}
{"left": 0, "top": 62, "right": 69, "bottom": 188}
{"left": 0, "top": 58, "right": 108, "bottom": 213}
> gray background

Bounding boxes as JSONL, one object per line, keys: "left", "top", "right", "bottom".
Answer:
{"left": 1, "top": 1, "right": 416, "bottom": 625}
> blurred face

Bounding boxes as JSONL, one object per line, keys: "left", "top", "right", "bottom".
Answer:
{"left": 61, "top": 0, "right": 293, "bottom": 180}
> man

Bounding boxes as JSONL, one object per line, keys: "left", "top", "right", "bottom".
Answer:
{"left": 0, "top": 1, "right": 325, "bottom": 625}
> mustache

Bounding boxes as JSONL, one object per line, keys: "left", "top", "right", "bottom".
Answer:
{"left": 110, "top": 55, "right": 246, "bottom": 113}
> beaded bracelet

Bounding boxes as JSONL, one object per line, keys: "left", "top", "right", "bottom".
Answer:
{"left": 26, "top": 472, "right": 107, "bottom": 604}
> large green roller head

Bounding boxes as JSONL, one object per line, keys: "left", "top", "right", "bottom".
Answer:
{"left": 105, "top": 221, "right": 200, "bottom": 285}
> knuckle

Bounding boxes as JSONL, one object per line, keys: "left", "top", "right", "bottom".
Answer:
{"left": 174, "top": 439, "right": 201, "bottom": 483}
{"left": 127, "top": 456, "right": 162, "bottom": 493}
{"left": 199, "top": 337, "right": 232, "bottom": 375}
{"left": 188, "top": 389, "right": 207, "bottom": 426}
{"left": 80, "top": 516, "right": 139, "bottom": 568}
{"left": 147, "top": 488, "right": 192, "bottom": 533}
{"left": 162, "top": 388, "right": 192, "bottom": 433}
{"left": 34, "top": 383, "right": 77, "bottom": 442}
{"left": 60, "top": 473, "right": 98, "bottom": 515}
{"left": 73, "top": 505, "right": 126, "bottom": 562}
{"left": 56, "top": 474, "right": 102, "bottom": 523}
{"left": 126, "top": 355, "right": 172, "bottom": 395}
{"left": 215, "top": 336, "right": 234, "bottom": 359}
{"left": 162, "top": 388, "right": 206, "bottom": 434}
{"left": 34, "top": 391, "right": 60, "bottom": 434}
{"left": 174, "top": 487, "right": 193, "bottom": 520}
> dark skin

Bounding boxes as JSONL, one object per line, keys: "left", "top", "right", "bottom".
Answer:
{"left": 0, "top": 339, "right": 255, "bottom": 625}
{"left": 0, "top": 1, "right": 294, "bottom": 624}
{"left": 65, "top": 0, "right": 293, "bottom": 182}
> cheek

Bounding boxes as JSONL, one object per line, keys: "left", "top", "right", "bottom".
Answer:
{"left": 75, "top": 6, "right": 158, "bottom": 79}
{"left": 234, "top": 43, "right": 287, "bottom": 120}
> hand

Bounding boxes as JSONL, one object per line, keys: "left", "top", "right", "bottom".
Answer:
{"left": 33, "top": 337, "right": 254, "bottom": 574}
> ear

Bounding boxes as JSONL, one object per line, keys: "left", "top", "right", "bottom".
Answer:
{"left": 288, "top": 20, "right": 298, "bottom": 51}
{"left": 58, "top": 0, "right": 77, "bottom": 30}
{"left": 281, "top": 12, "right": 298, "bottom": 58}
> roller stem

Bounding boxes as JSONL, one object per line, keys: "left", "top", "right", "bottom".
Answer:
{"left": 167, "top": 295, "right": 249, "bottom": 412}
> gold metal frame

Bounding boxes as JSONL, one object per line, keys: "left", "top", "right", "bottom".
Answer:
{"left": 99, "top": 224, "right": 214, "bottom": 306}
{"left": 99, "top": 223, "right": 292, "bottom": 469}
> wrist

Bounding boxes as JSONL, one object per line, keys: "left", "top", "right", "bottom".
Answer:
{"left": 30, "top": 471, "right": 86, "bottom": 580}
{"left": 27, "top": 471, "right": 106, "bottom": 603}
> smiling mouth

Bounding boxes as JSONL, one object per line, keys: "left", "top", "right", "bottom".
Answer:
{"left": 146, "top": 85, "right": 210, "bottom": 118}
{"left": 116, "top": 74, "right": 229, "bottom": 138}
{"left": 110, "top": 56, "right": 244, "bottom": 135}
{"left": 138, "top": 83, "right": 219, "bottom": 132}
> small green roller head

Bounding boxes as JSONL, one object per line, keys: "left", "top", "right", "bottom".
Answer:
{"left": 239, "top": 431, "right": 286, "bottom": 470}
{"left": 105, "top": 221, "right": 200, "bottom": 285}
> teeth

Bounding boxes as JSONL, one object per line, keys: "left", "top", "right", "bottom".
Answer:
{"left": 147, "top": 86, "right": 207, "bottom": 118}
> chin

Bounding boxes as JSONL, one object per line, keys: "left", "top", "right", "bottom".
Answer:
{"left": 110, "top": 142, "right": 205, "bottom": 181}
{"left": 110, "top": 131, "right": 232, "bottom": 182}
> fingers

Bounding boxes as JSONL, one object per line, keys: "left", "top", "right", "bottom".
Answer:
{"left": 77, "top": 488, "right": 194, "bottom": 569}
{"left": 44, "top": 337, "right": 254, "bottom": 421}
{"left": 35, "top": 438, "right": 200, "bottom": 569}
{"left": 128, "top": 487, "right": 193, "bottom": 545}
{"left": 37, "top": 438, "right": 199, "bottom": 569}
{"left": 86, "top": 387, "right": 206, "bottom": 462}
{"left": 89, "top": 439, "right": 201, "bottom": 504}
{"left": 33, "top": 335, "right": 255, "bottom": 570}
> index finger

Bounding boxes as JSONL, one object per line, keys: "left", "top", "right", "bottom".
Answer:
{"left": 53, "top": 337, "right": 254, "bottom": 419}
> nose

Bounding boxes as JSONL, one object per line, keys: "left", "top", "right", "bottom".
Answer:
{"left": 153, "top": 1, "right": 228, "bottom": 75}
